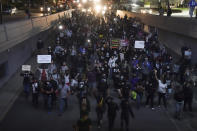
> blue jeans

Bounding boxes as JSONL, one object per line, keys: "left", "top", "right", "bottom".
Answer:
{"left": 59, "top": 98, "right": 67, "bottom": 114}
{"left": 24, "top": 83, "right": 30, "bottom": 98}
{"left": 47, "top": 95, "right": 52, "bottom": 111}
{"left": 137, "top": 93, "right": 143, "bottom": 109}
{"left": 109, "top": 68, "right": 113, "bottom": 79}
{"left": 189, "top": 7, "right": 195, "bottom": 17}
{"left": 175, "top": 101, "right": 183, "bottom": 118}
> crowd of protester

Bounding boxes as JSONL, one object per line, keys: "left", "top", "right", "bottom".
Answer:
{"left": 20, "top": 9, "right": 195, "bottom": 131}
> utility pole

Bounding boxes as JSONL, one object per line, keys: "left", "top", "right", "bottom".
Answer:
{"left": 43, "top": 0, "right": 45, "bottom": 16}
{"left": 28, "top": 0, "right": 31, "bottom": 18}
{"left": 0, "top": 0, "right": 3, "bottom": 24}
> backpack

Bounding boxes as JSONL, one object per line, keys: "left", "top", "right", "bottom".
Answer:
{"left": 41, "top": 69, "right": 47, "bottom": 82}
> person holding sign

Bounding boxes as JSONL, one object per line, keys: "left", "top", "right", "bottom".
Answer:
{"left": 20, "top": 71, "right": 33, "bottom": 99}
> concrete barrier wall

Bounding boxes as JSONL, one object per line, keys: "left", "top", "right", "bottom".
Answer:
{"left": 0, "top": 10, "right": 72, "bottom": 89}
{"left": 158, "top": 29, "right": 197, "bottom": 63}
{"left": 0, "top": 10, "right": 73, "bottom": 53}
{"left": 0, "top": 28, "right": 53, "bottom": 88}
{"left": 116, "top": 10, "right": 197, "bottom": 40}
{"left": 116, "top": 10, "right": 197, "bottom": 64}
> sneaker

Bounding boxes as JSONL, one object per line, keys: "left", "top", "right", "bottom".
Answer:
{"left": 158, "top": 105, "right": 161, "bottom": 108}
{"left": 151, "top": 108, "right": 155, "bottom": 110}
{"left": 100, "top": 120, "right": 103, "bottom": 124}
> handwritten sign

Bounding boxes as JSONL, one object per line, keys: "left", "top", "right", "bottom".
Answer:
{"left": 22, "top": 65, "right": 31, "bottom": 71}
{"left": 37, "top": 55, "right": 51, "bottom": 63}
{"left": 135, "top": 41, "right": 145, "bottom": 49}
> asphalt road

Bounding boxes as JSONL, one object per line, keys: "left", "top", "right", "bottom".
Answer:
{"left": 0, "top": 85, "right": 195, "bottom": 131}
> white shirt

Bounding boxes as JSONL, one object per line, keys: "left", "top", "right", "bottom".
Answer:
{"left": 158, "top": 80, "right": 167, "bottom": 93}
{"left": 32, "top": 82, "right": 38, "bottom": 93}
{"left": 71, "top": 79, "right": 78, "bottom": 87}
{"left": 108, "top": 57, "right": 118, "bottom": 68}
{"left": 64, "top": 74, "right": 70, "bottom": 84}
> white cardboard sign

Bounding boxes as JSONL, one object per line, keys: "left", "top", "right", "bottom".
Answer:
{"left": 135, "top": 41, "right": 145, "bottom": 49}
{"left": 184, "top": 51, "right": 191, "bottom": 56}
{"left": 37, "top": 55, "right": 51, "bottom": 63}
{"left": 22, "top": 65, "right": 31, "bottom": 71}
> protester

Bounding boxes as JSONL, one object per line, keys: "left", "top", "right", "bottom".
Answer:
{"left": 58, "top": 80, "right": 70, "bottom": 116}
{"left": 20, "top": 9, "right": 196, "bottom": 129}
{"left": 120, "top": 99, "right": 135, "bottom": 131}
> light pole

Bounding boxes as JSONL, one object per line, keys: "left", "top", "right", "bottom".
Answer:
{"left": 28, "top": 0, "right": 31, "bottom": 18}
{"left": 43, "top": 0, "right": 45, "bottom": 16}
{"left": 0, "top": 0, "right": 2, "bottom": 24}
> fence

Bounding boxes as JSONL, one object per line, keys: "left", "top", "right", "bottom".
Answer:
{"left": 0, "top": 10, "right": 73, "bottom": 53}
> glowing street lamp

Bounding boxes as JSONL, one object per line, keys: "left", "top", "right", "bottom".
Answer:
{"left": 82, "top": 0, "right": 87, "bottom": 3}
{"left": 78, "top": 4, "right": 82, "bottom": 8}
{"left": 102, "top": 10, "right": 105, "bottom": 15}
{"left": 47, "top": 7, "right": 51, "bottom": 12}
{"left": 103, "top": 5, "right": 107, "bottom": 11}
{"left": 94, "top": 0, "right": 100, "bottom": 3}
{"left": 95, "top": 5, "right": 101, "bottom": 13}
{"left": 40, "top": 7, "right": 44, "bottom": 12}
{"left": 59, "top": 25, "right": 63, "bottom": 30}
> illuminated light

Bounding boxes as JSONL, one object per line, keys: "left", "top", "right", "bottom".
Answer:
{"left": 102, "top": 10, "right": 105, "bottom": 15}
{"left": 59, "top": 25, "right": 63, "bottom": 30}
{"left": 82, "top": 8, "right": 86, "bottom": 12}
{"left": 131, "top": 4, "right": 139, "bottom": 7}
{"left": 94, "top": 0, "right": 100, "bottom": 3}
{"left": 88, "top": 8, "right": 91, "bottom": 12}
{"left": 60, "top": 4, "right": 63, "bottom": 8}
{"left": 47, "top": 7, "right": 51, "bottom": 12}
{"left": 40, "top": 7, "right": 43, "bottom": 12}
{"left": 95, "top": 5, "right": 101, "bottom": 13}
{"left": 141, "top": 10, "right": 146, "bottom": 14}
{"left": 78, "top": 4, "right": 82, "bottom": 8}
{"left": 82, "top": 0, "right": 87, "bottom": 3}
{"left": 87, "top": 39, "right": 91, "bottom": 43}
{"left": 149, "top": 10, "right": 152, "bottom": 14}
{"left": 109, "top": 6, "right": 111, "bottom": 10}
{"left": 103, "top": 5, "right": 107, "bottom": 11}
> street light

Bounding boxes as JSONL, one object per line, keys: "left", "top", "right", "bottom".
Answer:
{"left": 82, "top": 0, "right": 87, "bottom": 3}
{"left": 0, "top": 0, "right": 2, "bottom": 24}
{"left": 43, "top": 0, "right": 46, "bottom": 16}
{"left": 95, "top": 5, "right": 101, "bottom": 13}
{"left": 47, "top": 7, "right": 51, "bottom": 12}
{"left": 58, "top": 25, "right": 63, "bottom": 30}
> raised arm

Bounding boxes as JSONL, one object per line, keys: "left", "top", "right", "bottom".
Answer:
{"left": 154, "top": 69, "right": 159, "bottom": 81}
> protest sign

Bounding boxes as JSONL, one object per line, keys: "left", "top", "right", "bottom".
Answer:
{"left": 37, "top": 55, "right": 51, "bottom": 63}
{"left": 134, "top": 41, "right": 145, "bottom": 49}
{"left": 120, "top": 39, "right": 129, "bottom": 47}
{"left": 111, "top": 39, "right": 120, "bottom": 48}
{"left": 22, "top": 65, "right": 31, "bottom": 71}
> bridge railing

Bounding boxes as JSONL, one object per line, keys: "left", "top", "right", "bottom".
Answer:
{"left": 0, "top": 9, "right": 73, "bottom": 53}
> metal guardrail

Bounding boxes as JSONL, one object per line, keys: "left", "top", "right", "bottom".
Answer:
{"left": 0, "top": 10, "right": 73, "bottom": 53}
